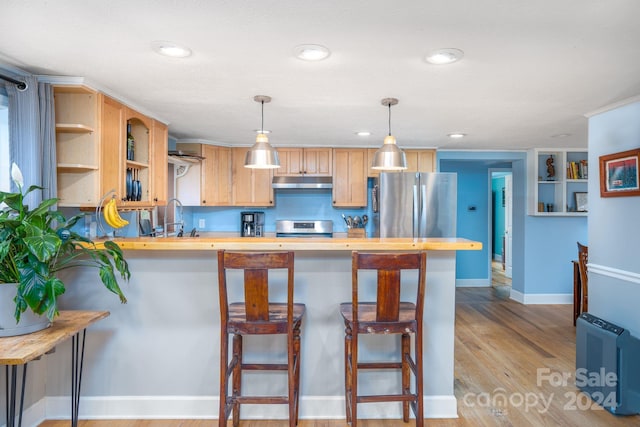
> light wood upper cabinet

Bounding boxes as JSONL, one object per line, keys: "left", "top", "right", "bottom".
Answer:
{"left": 150, "top": 120, "right": 168, "bottom": 205}
{"left": 53, "top": 85, "right": 100, "bottom": 207}
{"left": 55, "top": 89, "right": 168, "bottom": 208}
{"left": 231, "top": 147, "right": 274, "bottom": 206}
{"left": 333, "top": 148, "right": 367, "bottom": 207}
{"left": 274, "top": 147, "right": 332, "bottom": 176}
{"left": 123, "top": 107, "right": 152, "bottom": 206}
{"left": 98, "top": 95, "right": 167, "bottom": 207}
{"left": 174, "top": 143, "right": 232, "bottom": 206}
{"left": 405, "top": 149, "right": 436, "bottom": 173}
{"left": 367, "top": 148, "right": 436, "bottom": 177}
{"left": 100, "top": 95, "right": 125, "bottom": 203}
{"left": 202, "top": 144, "right": 232, "bottom": 206}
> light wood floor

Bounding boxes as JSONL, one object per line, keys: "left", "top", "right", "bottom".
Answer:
{"left": 40, "top": 288, "right": 639, "bottom": 427}
{"left": 491, "top": 260, "right": 511, "bottom": 288}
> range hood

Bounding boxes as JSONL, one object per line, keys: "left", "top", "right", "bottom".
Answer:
{"left": 272, "top": 176, "right": 333, "bottom": 189}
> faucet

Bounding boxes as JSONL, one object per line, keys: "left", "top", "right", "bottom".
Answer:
{"left": 163, "top": 198, "right": 184, "bottom": 237}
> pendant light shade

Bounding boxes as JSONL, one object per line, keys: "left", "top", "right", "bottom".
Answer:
{"left": 245, "top": 95, "right": 280, "bottom": 169}
{"left": 371, "top": 98, "right": 407, "bottom": 171}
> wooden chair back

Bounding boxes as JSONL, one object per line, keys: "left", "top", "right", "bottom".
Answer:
{"left": 577, "top": 242, "right": 588, "bottom": 312}
{"left": 351, "top": 251, "right": 426, "bottom": 323}
{"left": 218, "top": 251, "right": 295, "bottom": 324}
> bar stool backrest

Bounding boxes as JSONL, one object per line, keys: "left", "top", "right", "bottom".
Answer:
{"left": 218, "top": 251, "right": 295, "bottom": 324}
{"left": 577, "top": 242, "right": 588, "bottom": 312}
{"left": 352, "top": 251, "right": 426, "bottom": 323}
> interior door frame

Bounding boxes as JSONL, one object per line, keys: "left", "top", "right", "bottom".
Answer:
{"left": 488, "top": 168, "right": 512, "bottom": 285}
{"left": 504, "top": 173, "right": 513, "bottom": 278}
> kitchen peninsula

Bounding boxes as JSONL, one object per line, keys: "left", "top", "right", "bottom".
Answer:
{"left": 45, "top": 235, "right": 480, "bottom": 422}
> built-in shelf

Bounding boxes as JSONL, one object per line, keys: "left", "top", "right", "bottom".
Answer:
{"left": 528, "top": 148, "right": 589, "bottom": 216}
{"left": 57, "top": 163, "right": 99, "bottom": 172}
{"left": 125, "top": 159, "right": 149, "bottom": 169}
{"left": 54, "top": 85, "right": 100, "bottom": 207}
{"left": 55, "top": 123, "right": 94, "bottom": 133}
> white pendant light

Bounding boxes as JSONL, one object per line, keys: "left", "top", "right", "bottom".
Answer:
{"left": 371, "top": 98, "right": 407, "bottom": 170}
{"left": 245, "top": 95, "right": 280, "bottom": 169}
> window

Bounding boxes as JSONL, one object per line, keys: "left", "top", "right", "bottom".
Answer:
{"left": 0, "top": 92, "right": 8, "bottom": 191}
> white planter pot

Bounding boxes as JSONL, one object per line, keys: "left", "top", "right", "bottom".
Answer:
{"left": 0, "top": 283, "right": 51, "bottom": 337}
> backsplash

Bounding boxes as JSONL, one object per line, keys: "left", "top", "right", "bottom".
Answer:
{"left": 63, "top": 180, "right": 375, "bottom": 237}
{"left": 188, "top": 183, "right": 374, "bottom": 234}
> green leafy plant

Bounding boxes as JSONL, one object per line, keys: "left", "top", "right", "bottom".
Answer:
{"left": 0, "top": 163, "right": 130, "bottom": 322}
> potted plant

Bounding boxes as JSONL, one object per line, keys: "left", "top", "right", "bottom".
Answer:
{"left": 0, "top": 163, "right": 130, "bottom": 336}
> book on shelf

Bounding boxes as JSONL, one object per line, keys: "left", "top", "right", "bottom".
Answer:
{"left": 566, "top": 160, "right": 588, "bottom": 179}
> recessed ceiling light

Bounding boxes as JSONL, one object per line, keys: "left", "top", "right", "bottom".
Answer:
{"left": 293, "top": 44, "right": 331, "bottom": 61}
{"left": 425, "top": 48, "right": 464, "bottom": 65}
{"left": 448, "top": 133, "right": 466, "bottom": 139}
{"left": 151, "top": 41, "right": 192, "bottom": 58}
{"left": 356, "top": 131, "right": 371, "bottom": 137}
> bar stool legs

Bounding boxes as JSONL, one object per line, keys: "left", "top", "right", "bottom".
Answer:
{"left": 217, "top": 251, "right": 304, "bottom": 427}
{"left": 232, "top": 335, "right": 242, "bottom": 427}
{"left": 341, "top": 251, "right": 427, "bottom": 427}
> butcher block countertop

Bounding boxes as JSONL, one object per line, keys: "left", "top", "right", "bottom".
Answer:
{"left": 104, "top": 233, "right": 482, "bottom": 251}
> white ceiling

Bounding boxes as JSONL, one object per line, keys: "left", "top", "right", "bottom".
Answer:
{"left": 2, "top": 0, "right": 640, "bottom": 151}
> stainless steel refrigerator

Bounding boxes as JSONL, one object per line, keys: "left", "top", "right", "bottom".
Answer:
{"left": 373, "top": 172, "right": 457, "bottom": 238}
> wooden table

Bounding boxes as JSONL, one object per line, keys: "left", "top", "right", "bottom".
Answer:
{"left": 0, "top": 310, "right": 109, "bottom": 427}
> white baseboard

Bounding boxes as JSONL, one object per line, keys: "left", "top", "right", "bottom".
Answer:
{"left": 456, "top": 279, "right": 490, "bottom": 287}
{"left": 509, "top": 289, "right": 572, "bottom": 305}
{"left": 1, "top": 397, "right": 46, "bottom": 427}
{"left": 42, "top": 394, "right": 458, "bottom": 420}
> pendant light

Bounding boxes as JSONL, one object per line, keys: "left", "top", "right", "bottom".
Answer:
{"left": 371, "top": 98, "right": 407, "bottom": 170}
{"left": 244, "top": 95, "right": 280, "bottom": 169}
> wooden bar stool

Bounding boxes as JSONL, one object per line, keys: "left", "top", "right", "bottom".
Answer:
{"left": 341, "top": 251, "right": 427, "bottom": 427}
{"left": 217, "top": 250, "right": 305, "bottom": 427}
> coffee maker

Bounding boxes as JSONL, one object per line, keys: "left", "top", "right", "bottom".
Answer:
{"left": 240, "top": 211, "right": 265, "bottom": 237}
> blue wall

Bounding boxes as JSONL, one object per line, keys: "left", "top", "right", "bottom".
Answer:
{"left": 440, "top": 160, "right": 494, "bottom": 281}
{"left": 439, "top": 150, "right": 589, "bottom": 298}
{"left": 523, "top": 216, "right": 587, "bottom": 294}
{"left": 438, "top": 151, "right": 528, "bottom": 293}
{"left": 587, "top": 100, "right": 640, "bottom": 336}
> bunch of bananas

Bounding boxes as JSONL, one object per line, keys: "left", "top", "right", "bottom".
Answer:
{"left": 103, "top": 198, "right": 129, "bottom": 229}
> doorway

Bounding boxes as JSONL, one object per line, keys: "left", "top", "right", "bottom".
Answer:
{"left": 490, "top": 170, "right": 513, "bottom": 294}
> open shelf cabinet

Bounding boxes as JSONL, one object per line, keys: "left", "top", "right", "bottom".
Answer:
{"left": 528, "top": 148, "right": 588, "bottom": 216}
{"left": 54, "top": 85, "right": 100, "bottom": 207}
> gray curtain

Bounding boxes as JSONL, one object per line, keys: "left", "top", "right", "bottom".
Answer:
{"left": 4, "top": 74, "right": 56, "bottom": 207}
{"left": 38, "top": 82, "right": 57, "bottom": 201}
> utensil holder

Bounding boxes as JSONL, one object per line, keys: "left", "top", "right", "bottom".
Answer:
{"left": 347, "top": 228, "right": 366, "bottom": 238}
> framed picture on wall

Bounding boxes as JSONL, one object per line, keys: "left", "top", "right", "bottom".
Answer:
{"left": 575, "top": 192, "right": 588, "bottom": 212}
{"left": 599, "top": 148, "right": 640, "bottom": 197}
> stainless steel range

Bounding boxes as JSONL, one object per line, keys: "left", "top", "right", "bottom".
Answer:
{"left": 276, "top": 220, "right": 333, "bottom": 237}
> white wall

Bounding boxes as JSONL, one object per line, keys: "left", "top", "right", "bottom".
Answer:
{"left": 587, "top": 99, "right": 640, "bottom": 336}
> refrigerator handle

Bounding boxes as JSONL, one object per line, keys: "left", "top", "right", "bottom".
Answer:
{"left": 420, "top": 184, "right": 427, "bottom": 238}
{"left": 372, "top": 183, "right": 379, "bottom": 213}
{"left": 413, "top": 184, "right": 419, "bottom": 238}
